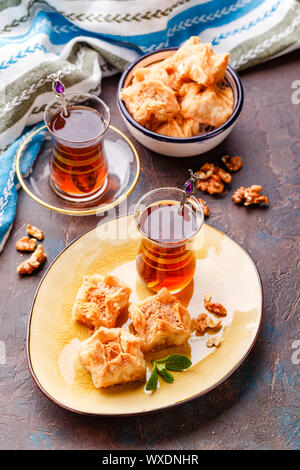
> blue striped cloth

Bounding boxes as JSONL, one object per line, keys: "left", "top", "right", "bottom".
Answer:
{"left": 1, "top": 0, "right": 299, "bottom": 253}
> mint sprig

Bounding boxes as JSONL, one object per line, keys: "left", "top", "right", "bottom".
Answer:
{"left": 156, "top": 363, "right": 174, "bottom": 383}
{"left": 156, "top": 354, "right": 192, "bottom": 371}
{"left": 145, "top": 364, "right": 159, "bottom": 391}
{"left": 145, "top": 354, "right": 192, "bottom": 392}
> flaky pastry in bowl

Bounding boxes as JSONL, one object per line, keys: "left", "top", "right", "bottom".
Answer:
{"left": 117, "top": 37, "right": 243, "bottom": 157}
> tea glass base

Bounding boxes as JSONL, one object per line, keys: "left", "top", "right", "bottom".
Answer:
{"left": 49, "top": 177, "right": 108, "bottom": 203}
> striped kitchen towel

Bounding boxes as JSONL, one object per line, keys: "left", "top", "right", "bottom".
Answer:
{"left": 1, "top": 0, "right": 300, "bottom": 253}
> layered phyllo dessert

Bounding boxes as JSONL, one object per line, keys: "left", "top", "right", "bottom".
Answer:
{"left": 72, "top": 274, "right": 131, "bottom": 330}
{"left": 129, "top": 287, "right": 191, "bottom": 353}
{"left": 79, "top": 327, "right": 146, "bottom": 388}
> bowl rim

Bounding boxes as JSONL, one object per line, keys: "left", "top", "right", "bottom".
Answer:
{"left": 117, "top": 47, "right": 244, "bottom": 143}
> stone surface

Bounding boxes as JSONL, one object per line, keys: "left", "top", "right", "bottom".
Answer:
{"left": 0, "top": 51, "right": 299, "bottom": 450}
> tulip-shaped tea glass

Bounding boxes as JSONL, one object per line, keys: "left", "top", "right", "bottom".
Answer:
{"left": 44, "top": 92, "right": 110, "bottom": 202}
{"left": 134, "top": 188, "right": 204, "bottom": 294}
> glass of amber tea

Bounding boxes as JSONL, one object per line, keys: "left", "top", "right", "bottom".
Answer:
{"left": 44, "top": 92, "right": 110, "bottom": 202}
{"left": 134, "top": 188, "right": 204, "bottom": 294}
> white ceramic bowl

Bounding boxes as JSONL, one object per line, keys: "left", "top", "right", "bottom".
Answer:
{"left": 117, "top": 48, "right": 244, "bottom": 157}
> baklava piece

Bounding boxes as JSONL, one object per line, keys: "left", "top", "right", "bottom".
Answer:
{"left": 120, "top": 79, "right": 180, "bottom": 127}
{"left": 72, "top": 274, "right": 131, "bottom": 330}
{"left": 155, "top": 115, "right": 200, "bottom": 138}
{"left": 155, "top": 116, "right": 186, "bottom": 138}
{"left": 180, "top": 85, "right": 234, "bottom": 128}
{"left": 129, "top": 287, "right": 191, "bottom": 353}
{"left": 171, "top": 36, "right": 230, "bottom": 87}
{"left": 79, "top": 327, "right": 146, "bottom": 388}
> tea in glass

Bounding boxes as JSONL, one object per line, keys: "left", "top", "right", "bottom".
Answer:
{"left": 44, "top": 92, "right": 110, "bottom": 202}
{"left": 134, "top": 188, "right": 204, "bottom": 294}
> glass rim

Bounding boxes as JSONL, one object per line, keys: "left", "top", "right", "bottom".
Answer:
{"left": 133, "top": 186, "right": 204, "bottom": 245}
{"left": 44, "top": 91, "right": 111, "bottom": 144}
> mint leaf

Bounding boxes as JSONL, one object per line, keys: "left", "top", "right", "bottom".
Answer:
{"left": 145, "top": 355, "right": 192, "bottom": 393}
{"left": 156, "top": 363, "right": 174, "bottom": 383}
{"left": 156, "top": 354, "right": 192, "bottom": 371}
{"left": 145, "top": 365, "right": 159, "bottom": 391}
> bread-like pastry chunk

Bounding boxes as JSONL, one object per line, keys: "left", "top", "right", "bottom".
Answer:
{"left": 181, "top": 85, "right": 234, "bottom": 127}
{"left": 155, "top": 116, "right": 185, "bottom": 138}
{"left": 132, "top": 64, "right": 170, "bottom": 86}
{"left": 172, "top": 36, "right": 229, "bottom": 87}
{"left": 155, "top": 115, "right": 200, "bottom": 138}
{"left": 79, "top": 327, "right": 146, "bottom": 388}
{"left": 72, "top": 274, "right": 131, "bottom": 329}
{"left": 129, "top": 287, "right": 191, "bottom": 353}
{"left": 182, "top": 118, "right": 201, "bottom": 137}
{"left": 120, "top": 79, "right": 180, "bottom": 126}
{"left": 133, "top": 58, "right": 187, "bottom": 92}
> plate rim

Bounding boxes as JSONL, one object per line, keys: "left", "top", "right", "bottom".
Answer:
{"left": 26, "top": 217, "right": 264, "bottom": 417}
{"left": 16, "top": 124, "right": 141, "bottom": 216}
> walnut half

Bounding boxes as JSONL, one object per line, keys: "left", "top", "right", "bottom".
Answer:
{"left": 17, "top": 245, "right": 46, "bottom": 275}
{"left": 198, "top": 198, "right": 210, "bottom": 217}
{"left": 221, "top": 155, "right": 243, "bottom": 172}
{"left": 204, "top": 294, "right": 227, "bottom": 316}
{"left": 232, "top": 185, "right": 269, "bottom": 206}
{"left": 16, "top": 237, "right": 36, "bottom": 252}
{"left": 195, "top": 313, "right": 221, "bottom": 334}
{"left": 196, "top": 162, "right": 232, "bottom": 195}
{"left": 26, "top": 224, "right": 44, "bottom": 240}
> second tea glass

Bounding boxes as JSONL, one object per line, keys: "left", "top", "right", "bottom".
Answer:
{"left": 134, "top": 187, "right": 204, "bottom": 294}
{"left": 44, "top": 92, "right": 110, "bottom": 202}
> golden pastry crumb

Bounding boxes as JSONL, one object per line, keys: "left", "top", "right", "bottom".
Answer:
{"left": 17, "top": 245, "right": 46, "bottom": 275}
{"left": 120, "top": 36, "right": 234, "bottom": 137}
{"left": 129, "top": 287, "right": 191, "bottom": 353}
{"left": 16, "top": 236, "right": 36, "bottom": 252}
{"left": 26, "top": 224, "right": 44, "bottom": 240}
{"left": 72, "top": 274, "right": 131, "bottom": 330}
{"left": 79, "top": 327, "right": 146, "bottom": 388}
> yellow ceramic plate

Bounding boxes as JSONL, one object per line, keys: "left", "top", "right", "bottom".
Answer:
{"left": 27, "top": 216, "right": 263, "bottom": 416}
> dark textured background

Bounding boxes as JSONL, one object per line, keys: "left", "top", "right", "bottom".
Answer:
{"left": 0, "top": 50, "right": 299, "bottom": 450}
